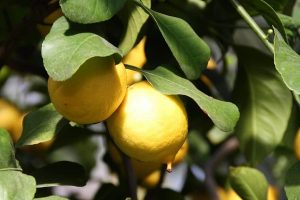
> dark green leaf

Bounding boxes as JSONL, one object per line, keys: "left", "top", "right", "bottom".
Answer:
{"left": 33, "top": 161, "right": 87, "bottom": 187}
{"left": 94, "top": 183, "right": 125, "bottom": 200}
{"left": 234, "top": 47, "right": 292, "bottom": 164}
{"left": 42, "top": 16, "right": 122, "bottom": 81}
{"left": 229, "top": 167, "right": 268, "bottom": 200}
{"left": 0, "top": 171, "right": 36, "bottom": 200}
{"left": 242, "top": 0, "right": 287, "bottom": 41}
{"left": 274, "top": 28, "right": 300, "bottom": 94}
{"left": 16, "top": 104, "right": 67, "bottom": 148}
{"left": 134, "top": 0, "right": 210, "bottom": 80}
{"left": 264, "top": 0, "right": 289, "bottom": 11}
{"left": 144, "top": 188, "right": 184, "bottom": 200}
{"left": 0, "top": 128, "right": 20, "bottom": 170}
{"left": 118, "top": 0, "right": 151, "bottom": 54}
{"left": 34, "top": 196, "right": 68, "bottom": 200}
{"left": 139, "top": 66, "right": 239, "bottom": 132}
{"left": 285, "top": 161, "right": 300, "bottom": 199}
{"left": 60, "top": 0, "right": 126, "bottom": 24}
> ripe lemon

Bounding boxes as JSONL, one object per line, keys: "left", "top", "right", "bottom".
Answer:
{"left": 0, "top": 99, "right": 22, "bottom": 142}
{"left": 173, "top": 139, "right": 189, "bottom": 165}
{"left": 108, "top": 141, "right": 161, "bottom": 178}
{"left": 123, "top": 37, "right": 147, "bottom": 85}
{"left": 294, "top": 128, "right": 300, "bottom": 160}
{"left": 107, "top": 81, "right": 188, "bottom": 169}
{"left": 140, "top": 170, "right": 161, "bottom": 189}
{"left": 48, "top": 56, "right": 127, "bottom": 124}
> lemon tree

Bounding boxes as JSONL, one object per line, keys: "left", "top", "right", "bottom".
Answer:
{"left": 1, "top": 0, "right": 300, "bottom": 199}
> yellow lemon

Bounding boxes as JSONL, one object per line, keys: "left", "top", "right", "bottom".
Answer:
{"left": 0, "top": 99, "right": 22, "bottom": 142}
{"left": 48, "top": 57, "right": 127, "bottom": 124}
{"left": 173, "top": 139, "right": 189, "bottom": 165}
{"left": 123, "top": 37, "right": 147, "bottom": 85}
{"left": 294, "top": 128, "right": 300, "bottom": 160}
{"left": 140, "top": 170, "right": 161, "bottom": 189}
{"left": 107, "top": 81, "right": 188, "bottom": 170}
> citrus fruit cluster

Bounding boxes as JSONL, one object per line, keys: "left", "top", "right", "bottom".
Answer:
{"left": 48, "top": 38, "right": 189, "bottom": 173}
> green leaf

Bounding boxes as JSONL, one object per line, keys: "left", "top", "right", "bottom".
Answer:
{"left": 134, "top": 0, "right": 210, "bottom": 80}
{"left": 34, "top": 196, "right": 69, "bottom": 200}
{"left": 292, "top": 0, "right": 300, "bottom": 24}
{"left": 242, "top": 0, "right": 287, "bottom": 41}
{"left": 0, "top": 171, "right": 36, "bottom": 200}
{"left": 33, "top": 161, "right": 87, "bottom": 187}
{"left": 233, "top": 47, "right": 292, "bottom": 164}
{"left": 274, "top": 28, "right": 300, "bottom": 94}
{"left": 285, "top": 161, "right": 300, "bottom": 199}
{"left": 264, "top": 0, "right": 289, "bottom": 11}
{"left": 42, "top": 16, "right": 122, "bottom": 81}
{"left": 60, "top": 0, "right": 127, "bottom": 24}
{"left": 94, "top": 183, "right": 125, "bottom": 200}
{"left": 16, "top": 104, "right": 67, "bottom": 148}
{"left": 144, "top": 188, "right": 184, "bottom": 200}
{"left": 0, "top": 128, "right": 20, "bottom": 170}
{"left": 139, "top": 66, "right": 239, "bottom": 132}
{"left": 118, "top": 0, "right": 151, "bottom": 54}
{"left": 229, "top": 166, "right": 268, "bottom": 200}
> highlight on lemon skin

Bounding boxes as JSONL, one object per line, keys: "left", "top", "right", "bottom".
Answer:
{"left": 48, "top": 56, "right": 127, "bottom": 125}
{"left": 123, "top": 36, "right": 147, "bottom": 85}
{"left": 107, "top": 81, "right": 188, "bottom": 166}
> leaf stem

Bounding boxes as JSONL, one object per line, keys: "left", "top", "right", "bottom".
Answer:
{"left": 229, "top": 0, "right": 274, "bottom": 54}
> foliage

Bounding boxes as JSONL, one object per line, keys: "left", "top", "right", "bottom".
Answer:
{"left": 0, "top": 0, "right": 300, "bottom": 199}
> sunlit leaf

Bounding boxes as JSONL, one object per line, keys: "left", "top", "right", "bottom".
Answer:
{"left": 229, "top": 166, "right": 268, "bottom": 200}
{"left": 134, "top": 0, "right": 210, "bottom": 80}
{"left": 274, "top": 28, "right": 300, "bottom": 94}
{"left": 60, "top": 0, "right": 126, "bottom": 24}
{"left": 136, "top": 66, "right": 239, "bottom": 132}
{"left": 0, "top": 128, "right": 20, "bottom": 170}
{"left": 42, "top": 16, "right": 122, "bottom": 81}
{"left": 233, "top": 47, "right": 292, "bottom": 164}
{"left": 118, "top": 0, "right": 151, "bottom": 54}
{"left": 16, "top": 104, "right": 67, "bottom": 148}
{"left": 0, "top": 171, "right": 36, "bottom": 200}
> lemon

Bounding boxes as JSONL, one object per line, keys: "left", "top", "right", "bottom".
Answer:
{"left": 140, "top": 170, "right": 161, "bottom": 189}
{"left": 107, "top": 81, "right": 188, "bottom": 170}
{"left": 48, "top": 56, "right": 127, "bottom": 124}
{"left": 294, "top": 128, "right": 300, "bottom": 160}
{"left": 173, "top": 139, "right": 189, "bottom": 165}
{"left": 123, "top": 37, "right": 147, "bottom": 85}
{"left": 0, "top": 99, "right": 22, "bottom": 142}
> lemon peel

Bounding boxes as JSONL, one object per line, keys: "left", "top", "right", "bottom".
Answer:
{"left": 48, "top": 56, "right": 127, "bottom": 124}
{"left": 107, "top": 81, "right": 188, "bottom": 167}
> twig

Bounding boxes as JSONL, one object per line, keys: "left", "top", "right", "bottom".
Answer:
{"left": 121, "top": 152, "right": 138, "bottom": 200}
{"left": 229, "top": 0, "right": 274, "bottom": 54}
{"left": 204, "top": 137, "right": 239, "bottom": 200}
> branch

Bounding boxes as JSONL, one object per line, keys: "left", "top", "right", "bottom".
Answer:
{"left": 120, "top": 151, "right": 138, "bottom": 200}
{"left": 229, "top": 0, "right": 274, "bottom": 54}
{"left": 204, "top": 137, "right": 239, "bottom": 200}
